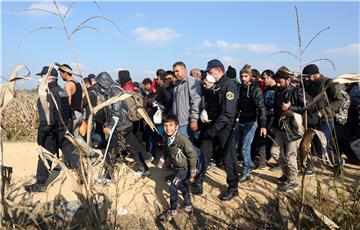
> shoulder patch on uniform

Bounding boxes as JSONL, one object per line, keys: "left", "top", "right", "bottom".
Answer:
{"left": 226, "top": 91, "right": 234, "bottom": 100}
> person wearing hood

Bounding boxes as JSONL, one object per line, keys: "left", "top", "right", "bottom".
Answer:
{"left": 237, "top": 64, "right": 267, "bottom": 183}
{"left": 96, "top": 71, "right": 151, "bottom": 179}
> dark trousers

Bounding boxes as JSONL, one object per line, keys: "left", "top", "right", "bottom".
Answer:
{"left": 312, "top": 118, "right": 340, "bottom": 165}
{"left": 169, "top": 168, "right": 191, "bottom": 210}
{"left": 200, "top": 126, "right": 239, "bottom": 188}
{"left": 105, "top": 126, "right": 150, "bottom": 178}
{"left": 36, "top": 127, "right": 79, "bottom": 183}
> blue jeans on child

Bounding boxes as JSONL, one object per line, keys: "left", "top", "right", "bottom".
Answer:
{"left": 169, "top": 168, "right": 191, "bottom": 210}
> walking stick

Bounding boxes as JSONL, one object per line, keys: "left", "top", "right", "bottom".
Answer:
{"left": 97, "top": 117, "right": 119, "bottom": 180}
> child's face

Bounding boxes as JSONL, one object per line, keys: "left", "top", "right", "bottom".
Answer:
{"left": 163, "top": 121, "right": 179, "bottom": 137}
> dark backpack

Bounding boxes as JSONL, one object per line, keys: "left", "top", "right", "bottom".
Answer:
{"left": 124, "top": 91, "right": 145, "bottom": 121}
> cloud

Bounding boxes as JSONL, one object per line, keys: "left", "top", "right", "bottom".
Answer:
{"left": 327, "top": 43, "right": 360, "bottom": 56}
{"left": 221, "top": 56, "right": 242, "bottom": 66}
{"left": 133, "top": 13, "right": 145, "bottom": 18}
{"left": 132, "top": 27, "right": 182, "bottom": 44}
{"left": 202, "top": 40, "right": 280, "bottom": 53}
{"left": 27, "top": 2, "right": 70, "bottom": 16}
{"left": 203, "top": 40, "right": 241, "bottom": 51}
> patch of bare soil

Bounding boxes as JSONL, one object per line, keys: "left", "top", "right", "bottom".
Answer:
{"left": 2, "top": 142, "right": 359, "bottom": 229}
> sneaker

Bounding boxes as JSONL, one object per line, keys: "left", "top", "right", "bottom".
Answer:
{"left": 277, "top": 175, "right": 288, "bottom": 184}
{"left": 239, "top": 174, "right": 251, "bottom": 183}
{"left": 270, "top": 163, "right": 281, "bottom": 171}
{"left": 24, "top": 182, "right": 46, "bottom": 193}
{"left": 278, "top": 182, "right": 299, "bottom": 192}
{"left": 305, "top": 169, "right": 314, "bottom": 176}
{"left": 219, "top": 187, "right": 239, "bottom": 201}
{"left": 166, "top": 209, "right": 177, "bottom": 221}
{"left": 182, "top": 205, "right": 193, "bottom": 214}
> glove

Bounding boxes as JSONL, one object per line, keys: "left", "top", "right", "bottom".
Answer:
{"left": 190, "top": 169, "right": 197, "bottom": 182}
{"left": 200, "top": 109, "right": 211, "bottom": 123}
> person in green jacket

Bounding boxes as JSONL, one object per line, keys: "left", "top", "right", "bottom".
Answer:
{"left": 162, "top": 115, "right": 197, "bottom": 221}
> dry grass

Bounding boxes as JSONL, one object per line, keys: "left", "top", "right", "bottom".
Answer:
{"left": 2, "top": 90, "right": 38, "bottom": 141}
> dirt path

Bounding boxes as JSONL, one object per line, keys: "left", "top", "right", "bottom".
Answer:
{"left": 2, "top": 142, "right": 359, "bottom": 229}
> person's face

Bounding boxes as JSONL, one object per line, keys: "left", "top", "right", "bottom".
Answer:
{"left": 277, "top": 78, "right": 290, "bottom": 89}
{"left": 173, "top": 65, "right": 186, "bottom": 81}
{"left": 165, "top": 74, "right": 175, "bottom": 85}
{"left": 85, "top": 82, "right": 92, "bottom": 89}
{"left": 207, "top": 68, "right": 223, "bottom": 82}
{"left": 240, "top": 73, "right": 252, "bottom": 85}
{"left": 163, "top": 121, "right": 179, "bottom": 137}
{"left": 263, "top": 74, "right": 272, "bottom": 86}
{"left": 308, "top": 73, "right": 320, "bottom": 82}
{"left": 59, "top": 71, "right": 66, "bottom": 81}
{"left": 156, "top": 76, "right": 164, "bottom": 87}
{"left": 203, "top": 79, "right": 214, "bottom": 89}
{"left": 144, "top": 83, "right": 152, "bottom": 91}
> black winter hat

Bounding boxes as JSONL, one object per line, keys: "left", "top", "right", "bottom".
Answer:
{"left": 226, "top": 66, "right": 237, "bottom": 79}
{"left": 118, "top": 70, "right": 132, "bottom": 84}
{"left": 302, "top": 64, "right": 319, "bottom": 76}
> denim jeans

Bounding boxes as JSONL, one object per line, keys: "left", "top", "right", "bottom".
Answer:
{"left": 169, "top": 168, "right": 191, "bottom": 210}
{"left": 237, "top": 122, "right": 258, "bottom": 175}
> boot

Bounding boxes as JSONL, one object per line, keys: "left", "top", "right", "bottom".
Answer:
{"left": 24, "top": 182, "right": 47, "bottom": 193}
{"left": 219, "top": 187, "right": 238, "bottom": 201}
{"left": 191, "top": 175, "right": 203, "bottom": 195}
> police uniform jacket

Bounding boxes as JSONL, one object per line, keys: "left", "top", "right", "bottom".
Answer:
{"left": 205, "top": 75, "right": 238, "bottom": 139}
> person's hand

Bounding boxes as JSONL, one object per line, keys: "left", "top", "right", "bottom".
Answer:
{"left": 189, "top": 121, "right": 198, "bottom": 131}
{"left": 260, "top": 128, "right": 267, "bottom": 138}
{"left": 317, "top": 111, "right": 323, "bottom": 118}
{"left": 282, "top": 101, "right": 291, "bottom": 111}
{"left": 190, "top": 169, "right": 197, "bottom": 183}
{"left": 103, "top": 127, "right": 111, "bottom": 135}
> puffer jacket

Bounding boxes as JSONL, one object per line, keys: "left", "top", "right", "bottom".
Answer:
{"left": 96, "top": 71, "right": 132, "bottom": 131}
{"left": 237, "top": 81, "right": 267, "bottom": 128}
{"left": 165, "top": 131, "right": 197, "bottom": 171}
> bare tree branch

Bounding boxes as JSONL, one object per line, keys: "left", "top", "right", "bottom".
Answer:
{"left": 302, "top": 27, "right": 330, "bottom": 55}
{"left": 93, "top": 1, "right": 103, "bottom": 10}
{"left": 70, "top": 25, "right": 102, "bottom": 37}
{"left": 76, "top": 16, "right": 121, "bottom": 33}
{"left": 17, "top": 26, "right": 62, "bottom": 56}
{"left": 63, "top": 2, "right": 75, "bottom": 19}
{"left": 295, "top": 6, "right": 302, "bottom": 55}
{"left": 13, "top": 8, "right": 59, "bottom": 16}
{"left": 267, "top": 50, "right": 300, "bottom": 61}
{"left": 303, "top": 58, "right": 336, "bottom": 71}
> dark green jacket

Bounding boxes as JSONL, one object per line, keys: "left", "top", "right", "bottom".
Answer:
{"left": 305, "top": 75, "right": 343, "bottom": 119}
{"left": 165, "top": 132, "right": 197, "bottom": 171}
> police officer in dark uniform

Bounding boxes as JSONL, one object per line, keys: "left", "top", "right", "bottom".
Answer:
{"left": 197, "top": 59, "right": 239, "bottom": 200}
{"left": 25, "top": 66, "right": 80, "bottom": 192}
